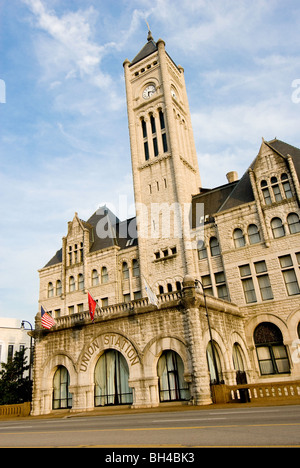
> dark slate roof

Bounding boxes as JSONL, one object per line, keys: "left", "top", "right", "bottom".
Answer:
{"left": 44, "top": 249, "right": 62, "bottom": 268}
{"left": 130, "top": 32, "right": 158, "bottom": 66}
{"left": 192, "top": 138, "right": 300, "bottom": 221}
{"left": 43, "top": 207, "right": 138, "bottom": 268}
{"left": 191, "top": 182, "right": 238, "bottom": 227}
{"left": 266, "top": 138, "right": 300, "bottom": 181}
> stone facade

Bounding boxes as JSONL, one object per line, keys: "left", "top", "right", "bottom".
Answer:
{"left": 32, "top": 33, "right": 300, "bottom": 416}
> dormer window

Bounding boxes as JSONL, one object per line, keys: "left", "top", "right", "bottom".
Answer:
{"left": 281, "top": 173, "right": 293, "bottom": 199}
{"left": 261, "top": 180, "right": 272, "bottom": 205}
{"left": 270, "top": 177, "right": 282, "bottom": 202}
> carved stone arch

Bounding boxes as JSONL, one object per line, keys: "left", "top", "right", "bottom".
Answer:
{"left": 77, "top": 331, "right": 142, "bottom": 383}
{"left": 40, "top": 351, "right": 77, "bottom": 392}
{"left": 202, "top": 328, "right": 230, "bottom": 372}
{"left": 286, "top": 307, "right": 300, "bottom": 341}
{"left": 143, "top": 334, "right": 192, "bottom": 381}
{"left": 229, "top": 331, "right": 252, "bottom": 370}
{"left": 245, "top": 313, "right": 290, "bottom": 347}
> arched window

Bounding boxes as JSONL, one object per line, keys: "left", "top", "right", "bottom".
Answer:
{"left": 287, "top": 213, "right": 300, "bottom": 234}
{"left": 48, "top": 282, "right": 54, "bottom": 298}
{"left": 132, "top": 259, "right": 140, "bottom": 277}
{"left": 206, "top": 341, "right": 223, "bottom": 384}
{"left": 69, "top": 276, "right": 75, "bottom": 292}
{"left": 78, "top": 274, "right": 84, "bottom": 290}
{"left": 271, "top": 217, "right": 285, "bottom": 238}
{"left": 122, "top": 262, "right": 129, "bottom": 280}
{"left": 159, "top": 285, "right": 164, "bottom": 294}
{"left": 157, "top": 350, "right": 190, "bottom": 402}
{"left": 56, "top": 280, "right": 62, "bottom": 296}
{"left": 197, "top": 240, "right": 207, "bottom": 260}
{"left": 248, "top": 224, "right": 261, "bottom": 244}
{"left": 261, "top": 180, "right": 271, "bottom": 205}
{"left": 232, "top": 343, "right": 245, "bottom": 372}
{"left": 254, "top": 322, "right": 290, "bottom": 375}
{"left": 209, "top": 237, "right": 220, "bottom": 257}
{"left": 92, "top": 269, "right": 99, "bottom": 286}
{"left": 101, "top": 266, "right": 109, "bottom": 284}
{"left": 53, "top": 366, "right": 72, "bottom": 409}
{"left": 167, "top": 283, "right": 173, "bottom": 292}
{"left": 233, "top": 228, "right": 246, "bottom": 248}
{"left": 270, "top": 176, "right": 282, "bottom": 202}
{"left": 281, "top": 173, "right": 293, "bottom": 199}
{"left": 94, "top": 350, "right": 133, "bottom": 406}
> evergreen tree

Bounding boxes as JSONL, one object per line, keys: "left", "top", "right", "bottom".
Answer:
{"left": 0, "top": 349, "right": 32, "bottom": 405}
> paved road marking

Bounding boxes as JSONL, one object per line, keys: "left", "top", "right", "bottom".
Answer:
{"left": 152, "top": 417, "right": 226, "bottom": 422}
{"left": 0, "top": 422, "right": 300, "bottom": 436}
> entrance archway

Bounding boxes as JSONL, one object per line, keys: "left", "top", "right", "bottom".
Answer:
{"left": 157, "top": 350, "right": 190, "bottom": 402}
{"left": 94, "top": 350, "right": 133, "bottom": 406}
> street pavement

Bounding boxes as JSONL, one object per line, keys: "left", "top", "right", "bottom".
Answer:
{"left": 0, "top": 404, "right": 300, "bottom": 448}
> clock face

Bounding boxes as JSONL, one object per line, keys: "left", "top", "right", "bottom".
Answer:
{"left": 143, "top": 84, "right": 156, "bottom": 99}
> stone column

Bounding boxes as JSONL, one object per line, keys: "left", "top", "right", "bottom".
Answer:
{"left": 181, "top": 276, "right": 212, "bottom": 406}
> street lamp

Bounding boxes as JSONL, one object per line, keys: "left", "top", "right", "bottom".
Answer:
{"left": 195, "top": 279, "right": 220, "bottom": 385}
{"left": 21, "top": 320, "right": 33, "bottom": 382}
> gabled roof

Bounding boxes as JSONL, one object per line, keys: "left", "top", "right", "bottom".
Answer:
{"left": 43, "top": 206, "right": 138, "bottom": 268}
{"left": 265, "top": 138, "right": 300, "bottom": 181}
{"left": 130, "top": 31, "right": 158, "bottom": 67}
{"left": 192, "top": 138, "right": 300, "bottom": 220}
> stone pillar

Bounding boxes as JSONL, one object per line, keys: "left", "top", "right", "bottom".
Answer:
{"left": 181, "top": 276, "right": 212, "bottom": 406}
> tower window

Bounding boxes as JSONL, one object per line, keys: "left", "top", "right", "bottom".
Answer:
{"left": 150, "top": 114, "right": 156, "bottom": 134}
{"left": 159, "top": 110, "right": 168, "bottom": 153}
{"left": 141, "top": 118, "right": 149, "bottom": 161}
{"left": 159, "top": 110, "right": 165, "bottom": 129}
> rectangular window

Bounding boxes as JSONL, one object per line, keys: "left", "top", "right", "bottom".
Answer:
{"left": 254, "top": 261, "right": 273, "bottom": 301}
{"left": 68, "top": 306, "right": 75, "bottom": 315}
{"left": 153, "top": 137, "right": 158, "bottom": 156}
{"left": 201, "top": 275, "right": 213, "bottom": 296}
{"left": 262, "top": 188, "right": 272, "bottom": 205}
{"left": 102, "top": 297, "right": 108, "bottom": 307}
{"left": 283, "top": 181, "right": 293, "bottom": 199}
{"left": 215, "top": 272, "right": 229, "bottom": 300}
{"left": 55, "top": 309, "right": 61, "bottom": 318}
{"left": 144, "top": 141, "right": 149, "bottom": 161}
{"left": 239, "top": 264, "right": 257, "bottom": 303}
{"left": 279, "top": 255, "right": 300, "bottom": 296}
{"left": 162, "top": 133, "right": 168, "bottom": 153}
{"left": 7, "top": 345, "right": 14, "bottom": 362}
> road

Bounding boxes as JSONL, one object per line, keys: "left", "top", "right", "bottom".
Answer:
{"left": 0, "top": 405, "right": 300, "bottom": 448}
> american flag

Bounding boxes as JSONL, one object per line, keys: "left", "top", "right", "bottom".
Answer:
{"left": 41, "top": 306, "right": 57, "bottom": 329}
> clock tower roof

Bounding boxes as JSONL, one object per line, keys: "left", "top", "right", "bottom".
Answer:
{"left": 130, "top": 30, "right": 158, "bottom": 67}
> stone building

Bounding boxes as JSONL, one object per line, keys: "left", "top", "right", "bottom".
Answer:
{"left": 31, "top": 32, "right": 300, "bottom": 415}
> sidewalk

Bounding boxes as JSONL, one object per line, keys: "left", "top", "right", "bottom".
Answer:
{"left": 2, "top": 398, "right": 300, "bottom": 421}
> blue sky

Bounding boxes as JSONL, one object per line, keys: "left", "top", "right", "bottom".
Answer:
{"left": 0, "top": 0, "right": 300, "bottom": 325}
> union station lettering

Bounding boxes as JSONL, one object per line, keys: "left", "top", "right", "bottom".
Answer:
{"left": 80, "top": 333, "right": 139, "bottom": 372}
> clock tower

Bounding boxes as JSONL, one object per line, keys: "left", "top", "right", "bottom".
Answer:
{"left": 123, "top": 31, "right": 202, "bottom": 290}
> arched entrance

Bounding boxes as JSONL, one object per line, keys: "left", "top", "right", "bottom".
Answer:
{"left": 94, "top": 350, "right": 133, "bottom": 406}
{"left": 157, "top": 350, "right": 190, "bottom": 402}
{"left": 52, "top": 366, "right": 73, "bottom": 410}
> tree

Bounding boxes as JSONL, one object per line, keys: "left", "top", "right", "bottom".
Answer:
{"left": 0, "top": 349, "right": 32, "bottom": 405}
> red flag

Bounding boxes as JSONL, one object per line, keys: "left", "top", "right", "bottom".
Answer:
{"left": 88, "top": 292, "right": 97, "bottom": 322}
